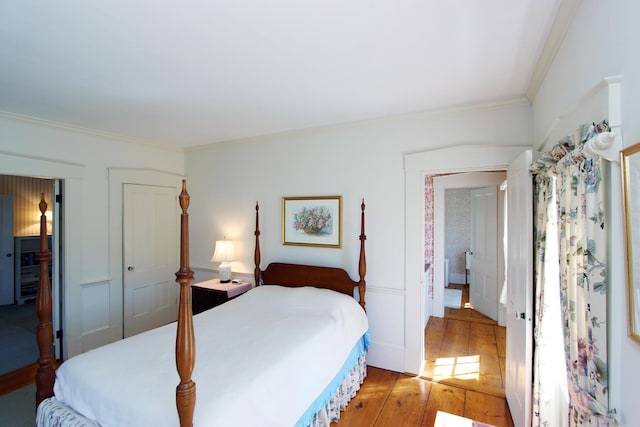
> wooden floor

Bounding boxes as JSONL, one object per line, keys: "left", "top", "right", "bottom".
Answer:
{"left": 335, "top": 284, "right": 513, "bottom": 427}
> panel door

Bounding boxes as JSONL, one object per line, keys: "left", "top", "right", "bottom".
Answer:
{"left": 123, "top": 184, "right": 178, "bottom": 337}
{"left": 505, "top": 150, "right": 533, "bottom": 427}
{"left": 469, "top": 185, "right": 498, "bottom": 320}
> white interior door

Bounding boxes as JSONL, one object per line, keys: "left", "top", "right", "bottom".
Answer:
{"left": 0, "top": 194, "right": 14, "bottom": 305}
{"left": 123, "top": 184, "right": 178, "bottom": 338}
{"left": 505, "top": 150, "right": 533, "bottom": 427}
{"left": 469, "top": 186, "right": 498, "bottom": 320}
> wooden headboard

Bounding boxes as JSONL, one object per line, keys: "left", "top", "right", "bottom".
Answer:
{"left": 253, "top": 199, "right": 367, "bottom": 311}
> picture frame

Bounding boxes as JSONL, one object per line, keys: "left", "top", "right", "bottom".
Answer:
{"left": 282, "top": 196, "right": 342, "bottom": 248}
{"left": 621, "top": 142, "right": 640, "bottom": 344}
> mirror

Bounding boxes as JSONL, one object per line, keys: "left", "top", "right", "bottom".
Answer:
{"left": 621, "top": 142, "right": 640, "bottom": 344}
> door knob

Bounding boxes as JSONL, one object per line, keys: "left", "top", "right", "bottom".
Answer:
{"left": 128, "top": 266, "right": 135, "bottom": 272}
{"left": 5, "top": 253, "right": 11, "bottom": 257}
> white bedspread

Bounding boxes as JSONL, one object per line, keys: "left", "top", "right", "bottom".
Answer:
{"left": 53, "top": 285, "right": 368, "bottom": 427}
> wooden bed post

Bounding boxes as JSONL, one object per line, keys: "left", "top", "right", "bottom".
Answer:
{"left": 175, "top": 180, "right": 196, "bottom": 427}
{"left": 35, "top": 194, "right": 56, "bottom": 408}
{"left": 254, "top": 202, "right": 261, "bottom": 287}
{"left": 358, "top": 199, "right": 367, "bottom": 312}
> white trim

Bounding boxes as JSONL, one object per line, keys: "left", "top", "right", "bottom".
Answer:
{"left": 0, "top": 110, "right": 182, "bottom": 152}
{"left": 536, "top": 76, "right": 623, "bottom": 152}
{"left": 107, "top": 168, "right": 184, "bottom": 345}
{"left": 0, "top": 153, "right": 85, "bottom": 359}
{"left": 366, "top": 285, "right": 405, "bottom": 296}
{"left": 0, "top": 150, "right": 84, "bottom": 178}
{"left": 187, "top": 98, "right": 531, "bottom": 152}
{"left": 433, "top": 172, "right": 506, "bottom": 319}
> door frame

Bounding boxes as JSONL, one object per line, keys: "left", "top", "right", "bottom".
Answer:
{"left": 432, "top": 172, "right": 505, "bottom": 320}
{"left": 1, "top": 151, "right": 85, "bottom": 359}
{"left": 404, "top": 144, "right": 531, "bottom": 374}
{"left": 52, "top": 179, "right": 62, "bottom": 358}
{"left": 0, "top": 194, "right": 14, "bottom": 306}
{"left": 108, "top": 169, "right": 183, "bottom": 339}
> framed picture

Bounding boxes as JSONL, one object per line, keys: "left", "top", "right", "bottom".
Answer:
{"left": 282, "top": 196, "right": 342, "bottom": 248}
{"left": 621, "top": 142, "right": 640, "bottom": 344}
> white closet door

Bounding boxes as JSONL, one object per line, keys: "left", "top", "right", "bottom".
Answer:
{"left": 123, "top": 184, "right": 178, "bottom": 337}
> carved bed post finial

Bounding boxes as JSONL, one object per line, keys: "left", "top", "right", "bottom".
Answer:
{"left": 175, "top": 179, "right": 196, "bottom": 427}
{"left": 35, "top": 193, "right": 55, "bottom": 407}
{"left": 358, "top": 199, "right": 367, "bottom": 312}
{"left": 254, "top": 202, "right": 261, "bottom": 287}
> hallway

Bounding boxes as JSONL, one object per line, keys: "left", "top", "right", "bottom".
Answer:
{"left": 422, "top": 284, "right": 506, "bottom": 397}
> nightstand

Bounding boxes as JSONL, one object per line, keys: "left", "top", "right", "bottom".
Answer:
{"left": 191, "top": 278, "right": 252, "bottom": 314}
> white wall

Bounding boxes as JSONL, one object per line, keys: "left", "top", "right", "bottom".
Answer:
{"left": 185, "top": 101, "right": 532, "bottom": 372}
{"left": 532, "top": 0, "right": 640, "bottom": 424}
{"left": 0, "top": 114, "right": 185, "bottom": 356}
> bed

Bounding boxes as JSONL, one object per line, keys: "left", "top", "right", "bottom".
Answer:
{"left": 33, "top": 180, "right": 369, "bottom": 427}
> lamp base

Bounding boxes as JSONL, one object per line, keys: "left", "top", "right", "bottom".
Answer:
{"left": 219, "top": 262, "right": 231, "bottom": 283}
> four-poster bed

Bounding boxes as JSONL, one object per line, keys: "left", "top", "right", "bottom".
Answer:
{"left": 34, "top": 180, "right": 368, "bottom": 427}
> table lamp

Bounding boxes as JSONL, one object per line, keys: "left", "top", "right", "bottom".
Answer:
{"left": 211, "top": 240, "right": 235, "bottom": 283}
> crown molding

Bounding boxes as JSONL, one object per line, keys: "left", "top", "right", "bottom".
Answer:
{"left": 0, "top": 110, "right": 183, "bottom": 153}
{"left": 186, "top": 96, "right": 532, "bottom": 152}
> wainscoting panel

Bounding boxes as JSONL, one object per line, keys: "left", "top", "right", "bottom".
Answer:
{"left": 80, "top": 280, "right": 119, "bottom": 352}
{"left": 366, "top": 286, "right": 406, "bottom": 373}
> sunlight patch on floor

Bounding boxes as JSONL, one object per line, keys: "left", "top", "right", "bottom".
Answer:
{"left": 434, "top": 410, "right": 497, "bottom": 427}
{"left": 433, "top": 355, "right": 480, "bottom": 381}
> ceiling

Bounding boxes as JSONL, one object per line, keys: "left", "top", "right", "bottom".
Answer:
{"left": 0, "top": 1, "right": 563, "bottom": 149}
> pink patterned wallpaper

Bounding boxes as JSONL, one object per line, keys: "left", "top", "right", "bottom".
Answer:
{"left": 424, "top": 175, "right": 434, "bottom": 298}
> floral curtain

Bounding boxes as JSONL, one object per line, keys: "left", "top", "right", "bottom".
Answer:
{"left": 530, "top": 122, "right": 616, "bottom": 426}
{"left": 531, "top": 165, "right": 568, "bottom": 426}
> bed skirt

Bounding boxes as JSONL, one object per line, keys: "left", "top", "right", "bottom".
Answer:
{"left": 36, "top": 354, "right": 367, "bottom": 427}
{"left": 36, "top": 398, "right": 100, "bottom": 427}
{"left": 308, "top": 353, "right": 367, "bottom": 427}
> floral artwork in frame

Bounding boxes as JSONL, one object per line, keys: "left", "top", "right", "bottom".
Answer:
{"left": 282, "top": 196, "right": 342, "bottom": 248}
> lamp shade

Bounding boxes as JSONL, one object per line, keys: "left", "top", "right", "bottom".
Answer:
{"left": 211, "top": 240, "right": 235, "bottom": 263}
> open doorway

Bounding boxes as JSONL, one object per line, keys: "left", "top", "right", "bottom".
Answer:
{"left": 436, "top": 173, "right": 507, "bottom": 326}
{"left": 428, "top": 171, "right": 506, "bottom": 324}
{"left": 0, "top": 175, "right": 61, "bottom": 384}
{"left": 404, "top": 144, "right": 528, "bottom": 375}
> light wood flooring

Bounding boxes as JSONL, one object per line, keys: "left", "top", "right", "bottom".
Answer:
{"left": 335, "top": 284, "right": 513, "bottom": 427}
